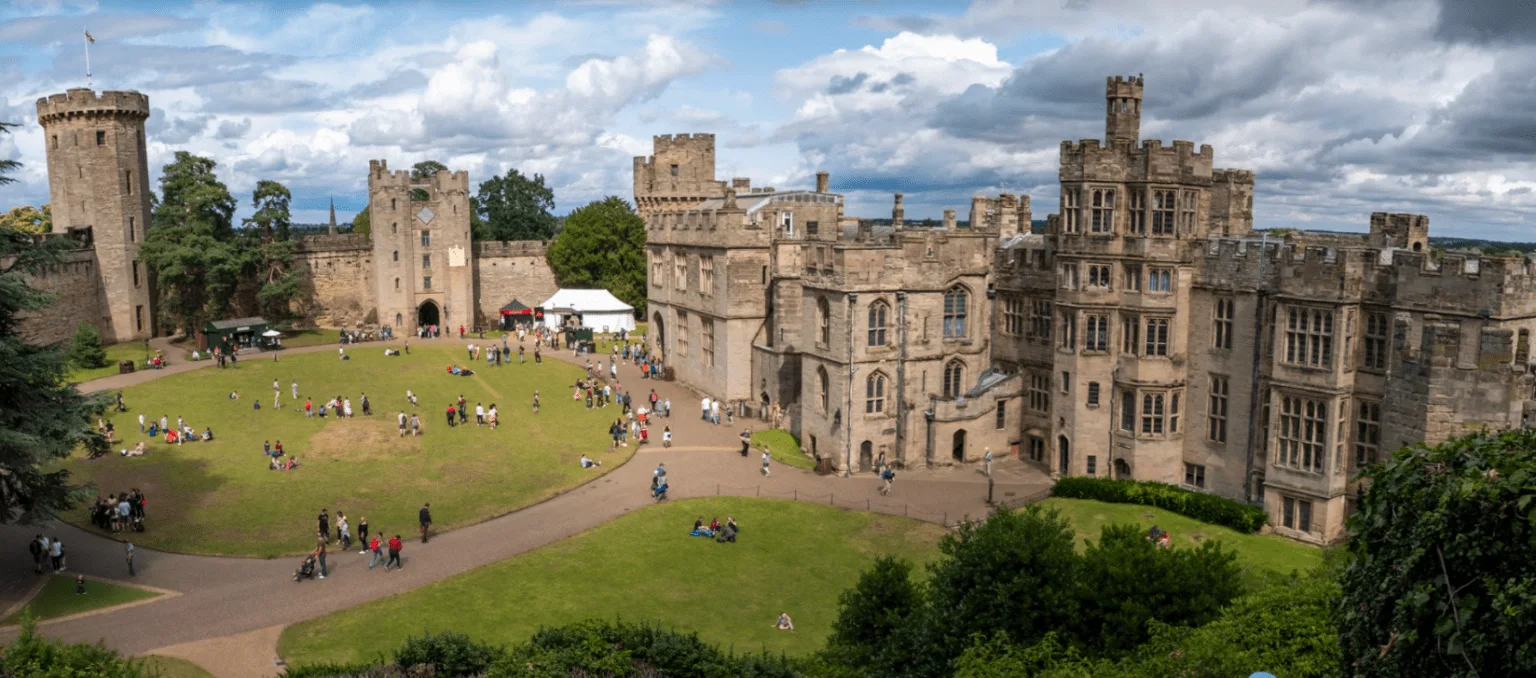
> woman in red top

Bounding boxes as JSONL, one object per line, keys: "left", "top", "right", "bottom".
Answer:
{"left": 386, "top": 535, "right": 404, "bottom": 571}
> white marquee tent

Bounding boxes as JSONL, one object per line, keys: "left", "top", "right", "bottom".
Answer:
{"left": 537, "top": 289, "right": 636, "bottom": 332}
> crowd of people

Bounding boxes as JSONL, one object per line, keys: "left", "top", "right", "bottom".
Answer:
{"left": 88, "top": 489, "right": 148, "bottom": 533}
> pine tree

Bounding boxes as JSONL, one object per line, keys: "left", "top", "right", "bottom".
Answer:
{"left": 67, "top": 321, "right": 107, "bottom": 369}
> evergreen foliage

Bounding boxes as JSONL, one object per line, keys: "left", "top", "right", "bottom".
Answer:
{"left": 0, "top": 613, "right": 152, "bottom": 677}
{"left": 67, "top": 321, "right": 107, "bottom": 369}
{"left": 546, "top": 197, "right": 647, "bottom": 314}
{"left": 472, "top": 169, "right": 558, "bottom": 241}
{"left": 138, "top": 152, "right": 241, "bottom": 334}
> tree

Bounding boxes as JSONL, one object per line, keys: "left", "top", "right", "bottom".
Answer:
{"left": 0, "top": 222, "right": 107, "bottom": 524}
{"left": 1338, "top": 429, "right": 1536, "bottom": 678}
{"left": 473, "top": 169, "right": 559, "bottom": 241}
{"left": 351, "top": 202, "right": 371, "bottom": 237}
{"left": 0, "top": 121, "right": 17, "bottom": 185}
{"left": 826, "top": 556, "right": 922, "bottom": 668}
{"left": 1072, "top": 523, "right": 1242, "bottom": 655}
{"left": 243, "top": 180, "right": 302, "bottom": 321}
{"left": 410, "top": 160, "right": 447, "bottom": 202}
{"left": 137, "top": 152, "right": 241, "bottom": 334}
{"left": 67, "top": 321, "right": 107, "bottom": 369}
{"left": 547, "top": 197, "right": 647, "bottom": 314}
{"left": 0, "top": 205, "right": 51, "bottom": 234}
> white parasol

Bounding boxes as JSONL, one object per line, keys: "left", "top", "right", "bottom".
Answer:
{"left": 262, "top": 329, "right": 282, "bottom": 337}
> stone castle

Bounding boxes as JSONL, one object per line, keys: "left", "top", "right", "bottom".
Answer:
{"left": 639, "top": 75, "right": 1536, "bottom": 543}
{"left": 16, "top": 88, "right": 559, "bottom": 346}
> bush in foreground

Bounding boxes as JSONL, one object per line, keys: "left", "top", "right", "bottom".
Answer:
{"left": 1051, "top": 477, "right": 1268, "bottom": 533}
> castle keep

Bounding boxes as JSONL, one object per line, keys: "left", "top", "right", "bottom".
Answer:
{"left": 15, "top": 88, "right": 559, "bottom": 346}
{"left": 641, "top": 75, "right": 1536, "bottom": 543}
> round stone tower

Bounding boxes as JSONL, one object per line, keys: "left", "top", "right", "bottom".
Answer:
{"left": 36, "top": 88, "right": 156, "bottom": 341}
{"left": 1105, "top": 74, "right": 1143, "bottom": 144}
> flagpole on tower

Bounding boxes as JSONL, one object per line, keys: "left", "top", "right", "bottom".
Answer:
{"left": 83, "top": 28, "right": 93, "bottom": 89}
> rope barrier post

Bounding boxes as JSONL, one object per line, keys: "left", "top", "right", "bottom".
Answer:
{"left": 904, "top": 505, "right": 908, "bottom": 517}
{"left": 866, "top": 499, "right": 870, "bottom": 511}
{"left": 830, "top": 494, "right": 834, "bottom": 506}
{"left": 987, "top": 476, "right": 994, "bottom": 505}
{"left": 794, "top": 489, "right": 797, "bottom": 501}
{"left": 943, "top": 512, "right": 948, "bottom": 526}
{"left": 756, "top": 486, "right": 760, "bottom": 497}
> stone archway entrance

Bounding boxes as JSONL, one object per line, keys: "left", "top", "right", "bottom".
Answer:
{"left": 859, "top": 441, "right": 873, "bottom": 472}
{"left": 952, "top": 429, "right": 967, "bottom": 462}
{"left": 418, "top": 300, "right": 441, "bottom": 328}
{"left": 651, "top": 311, "right": 666, "bottom": 359}
{"left": 1058, "top": 435, "right": 1071, "bottom": 475}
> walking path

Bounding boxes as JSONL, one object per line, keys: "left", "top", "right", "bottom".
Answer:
{"left": 0, "top": 333, "right": 1050, "bottom": 677}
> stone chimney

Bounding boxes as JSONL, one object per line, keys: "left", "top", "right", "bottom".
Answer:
{"left": 998, "top": 193, "right": 1019, "bottom": 238}
{"left": 943, "top": 209, "right": 956, "bottom": 229}
{"left": 892, "top": 193, "right": 905, "bottom": 228}
{"left": 732, "top": 177, "right": 751, "bottom": 192}
{"left": 724, "top": 187, "right": 738, "bottom": 210}
{"left": 1018, "top": 194, "right": 1033, "bottom": 234}
{"left": 815, "top": 171, "right": 829, "bottom": 194}
{"left": 968, "top": 195, "right": 987, "bottom": 230}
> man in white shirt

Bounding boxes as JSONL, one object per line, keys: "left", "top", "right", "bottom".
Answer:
{"left": 701, "top": 396, "right": 711, "bottom": 422}
{"left": 137, "top": 413, "right": 145, "bottom": 432}
{"left": 475, "top": 403, "right": 486, "bottom": 426}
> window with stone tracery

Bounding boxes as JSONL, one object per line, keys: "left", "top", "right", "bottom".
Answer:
{"left": 1062, "top": 187, "right": 1081, "bottom": 233}
{"left": 1128, "top": 190, "right": 1146, "bottom": 235}
{"left": 1152, "top": 189, "right": 1176, "bottom": 235}
{"left": 1180, "top": 190, "right": 1199, "bottom": 233}
{"left": 1090, "top": 188, "right": 1116, "bottom": 233}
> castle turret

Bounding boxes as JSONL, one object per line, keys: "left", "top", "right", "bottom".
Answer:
{"left": 36, "top": 88, "right": 155, "bottom": 341}
{"left": 1106, "top": 74, "right": 1143, "bottom": 144}
{"left": 892, "top": 192, "right": 905, "bottom": 228}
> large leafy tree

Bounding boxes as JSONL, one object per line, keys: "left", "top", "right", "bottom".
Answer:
{"left": 0, "top": 121, "right": 17, "bottom": 184}
{"left": 1338, "top": 429, "right": 1536, "bottom": 678}
{"left": 67, "top": 321, "right": 107, "bottom": 369}
{"left": 547, "top": 197, "right": 646, "bottom": 314}
{"left": 138, "top": 152, "right": 241, "bottom": 334}
{"left": 0, "top": 124, "right": 106, "bottom": 523}
{"left": 0, "top": 204, "right": 51, "bottom": 234}
{"left": 825, "top": 556, "right": 922, "bottom": 669}
{"left": 351, "top": 202, "right": 370, "bottom": 237}
{"left": 410, "top": 160, "right": 447, "bottom": 202}
{"left": 472, "top": 169, "right": 558, "bottom": 241}
{"left": 242, "top": 180, "right": 302, "bottom": 321}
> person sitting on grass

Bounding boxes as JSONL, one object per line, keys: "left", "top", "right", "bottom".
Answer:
{"left": 122, "top": 442, "right": 147, "bottom": 457}
{"left": 580, "top": 454, "right": 601, "bottom": 469}
{"left": 285, "top": 456, "right": 300, "bottom": 471}
{"left": 228, "top": 391, "right": 240, "bottom": 399}
{"left": 690, "top": 516, "right": 713, "bottom": 537}
{"left": 201, "top": 427, "right": 213, "bottom": 442}
{"left": 166, "top": 428, "right": 179, "bottom": 445}
{"left": 775, "top": 612, "right": 794, "bottom": 632}
{"left": 270, "top": 456, "right": 281, "bottom": 471}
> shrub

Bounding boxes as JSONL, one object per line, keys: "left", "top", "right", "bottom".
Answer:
{"left": 0, "top": 613, "right": 149, "bottom": 677}
{"left": 67, "top": 321, "right": 108, "bottom": 369}
{"left": 1051, "top": 477, "right": 1267, "bottom": 533}
{"left": 392, "top": 631, "right": 504, "bottom": 676}
{"left": 493, "top": 619, "right": 800, "bottom": 677}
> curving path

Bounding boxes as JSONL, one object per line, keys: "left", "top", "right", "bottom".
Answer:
{"left": 0, "top": 333, "right": 1051, "bottom": 677}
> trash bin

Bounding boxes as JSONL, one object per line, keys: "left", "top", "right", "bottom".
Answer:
{"left": 118, "top": 360, "right": 136, "bottom": 375}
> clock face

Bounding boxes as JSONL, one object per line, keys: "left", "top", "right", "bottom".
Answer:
{"left": 417, "top": 207, "right": 435, "bottom": 225}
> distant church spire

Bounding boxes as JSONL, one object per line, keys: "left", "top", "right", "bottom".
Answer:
{"left": 328, "top": 196, "right": 337, "bottom": 234}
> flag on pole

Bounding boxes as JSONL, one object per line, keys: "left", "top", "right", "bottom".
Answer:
{"left": 84, "top": 30, "right": 94, "bottom": 43}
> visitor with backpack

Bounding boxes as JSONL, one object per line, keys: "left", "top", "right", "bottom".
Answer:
{"left": 419, "top": 503, "right": 432, "bottom": 543}
{"left": 879, "top": 467, "right": 896, "bottom": 495}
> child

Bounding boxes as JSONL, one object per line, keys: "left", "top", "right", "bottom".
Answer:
{"left": 75, "top": 574, "right": 86, "bottom": 596}
{"left": 663, "top": 426, "right": 672, "bottom": 448}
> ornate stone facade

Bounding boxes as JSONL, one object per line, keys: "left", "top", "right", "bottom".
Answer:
{"left": 642, "top": 75, "right": 1536, "bottom": 544}
{"left": 15, "top": 88, "right": 558, "bottom": 345}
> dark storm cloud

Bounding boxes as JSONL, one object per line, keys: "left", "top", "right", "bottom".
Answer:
{"left": 1433, "top": 0, "right": 1536, "bottom": 44}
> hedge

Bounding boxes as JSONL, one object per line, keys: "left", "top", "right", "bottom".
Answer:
{"left": 1051, "top": 477, "right": 1269, "bottom": 533}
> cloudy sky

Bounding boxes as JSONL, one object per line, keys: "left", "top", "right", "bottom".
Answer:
{"left": 0, "top": 0, "right": 1532, "bottom": 238}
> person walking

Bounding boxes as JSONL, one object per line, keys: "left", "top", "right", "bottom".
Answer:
{"left": 712, "top": 399, "right": 722, "bottom": 425}
{"left": 292, "top": 381, "right": 299, "bottom": 400}
{"left": 137, "top": 413, "right": 145, "bottom": 433}
{"left": 125, "top": 542, "right": 135, "bottom": 577}
{"left": 761, "top": 450, "right": 772, "bottom": 477}
{"left": 701, "top": 396, "right": 711, "bottom": 422}
{"left": 358, "top": 517, "right": 370, "bottom": 553}
{"left": 318, "top": 508, "right": 330, "bottom": 544}
{"left": 532, "top": 390, "right": 540, "bottom": 414}
{"left": 361, "top": 393, "right": 371, "bottom": 416}
{"left": 446, "top": 404, "right": 456, "bottom": 428}
{"left": 314, "top": 537, "right": 328, "bottom": 579}
{"left": 879, "top": 467, "right": 895, "bottom": 496}
{"left": 386, "top": 535, "right": 404, "bottom": 571}
{"left": 338, "top": 513, "right": 351, "bottom": 550}
{"left": 475, "top": 402, "right": 485, "bottom": 426}
{"left": 419, "top": 503, "right": 433, "bottom": 543}
{"left": 984, "top": 448, "right": 994, "bottom": 477}
{"left": 398, "top": 411, "right": 408, "bottom": 437}
{"left": 49, "top": 538, "right": 64, "bottom": 572}
{"left": 367, "top": 535, "right": 383, "bottom": 569}
{"left": 28, "top": 535, "right": 43, "bottom": 574}
{"left": 739, "top": 430, "right": 751, "bottom": 457}
{"left": 411, "top": 413, "right": 421, "bottom": 436}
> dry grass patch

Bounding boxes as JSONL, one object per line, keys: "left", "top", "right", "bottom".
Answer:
{"left": 307, "top": 418, "right": 422, "bottom": 462}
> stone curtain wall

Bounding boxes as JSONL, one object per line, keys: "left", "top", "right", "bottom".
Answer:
{"left": 294, "top": 235, "right": 376, "bottom": 328}
{"left": 472, "top": 241, "right": 558, "bottom": 328}
{"left": 13, "top": 248, "right": 105, "bottom": 346}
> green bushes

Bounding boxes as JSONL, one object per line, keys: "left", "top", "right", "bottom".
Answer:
{"left": 1051, "top": 477, "right": 1267, "bottom": 533}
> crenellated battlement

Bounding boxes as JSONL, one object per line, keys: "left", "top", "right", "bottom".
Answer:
{"left": 473, "top": 240, "right": 549, "bottom": 257}
{"left": 1060, "top": 136, "right": 1215, "bottom": 183}
{"left": 367, "top": 159, "right": 469, "bottom": 193}
{"left": 36, "top": 88, "right": 150, "bottom": 125}
{"left": 295, "top": 233, "right": 371, "bottom": 253}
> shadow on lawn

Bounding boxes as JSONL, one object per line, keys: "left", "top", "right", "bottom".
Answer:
{"left": 67, "top": 450, "right": 229, "bottom": 548}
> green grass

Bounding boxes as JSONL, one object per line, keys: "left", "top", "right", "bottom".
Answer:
{"left": 1040, "top": 497, "right": 1323, "bottom": 587}
{"left": 273, "top": 329, "right": 337, "bottom": 349}
{"left": 753, "top": 430, "right": 815, "bottom": 470}
{"left": 3, "top": 576, "right": 159, "bottom": 625}
{"left": 278, "top": 497, "right": 945, "bottom": 666}
{"left": 68, "top": 343, "right": 158, "bottom": 383}
{"left": 66, "top": 346, "right": 629, "bottom": 557}
{"left": 139, "top": 656, "right": 215, "bottom": 678}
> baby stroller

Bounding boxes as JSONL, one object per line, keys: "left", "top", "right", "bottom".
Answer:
{"left": 639, "top": 425, "right": 650, "bottom": 445}
{"left": 294, "top": 555, "right": 317, "bottom": 583}
{"left": 131, "top": 515, "right": 145, "bottom": 533}
{"left": 651, "top": 477, "right": 668, "bottom": 502}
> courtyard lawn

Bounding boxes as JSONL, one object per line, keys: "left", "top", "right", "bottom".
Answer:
{"left": 754, "top": 430, "right": 816, "bottom": 470}
{"left": 67, "top": 345, "right": 627, "bottom": 557}
{"left": 273, "top": 329, "right": 336, "bottom": 349}
{"left": 139, "top": 656, "right": 215, "bottom": 678}
{"left": 68, "top": 343, "right": 156, "bottom": 383}
{"left": 2, "top": 576, "right": 159, "bottom": 625}
{"left": 278, "top": 497, "right": 945, "bottom": 667}
{"left": 1040, "top": 497, "right": 1323, "bottom": 587}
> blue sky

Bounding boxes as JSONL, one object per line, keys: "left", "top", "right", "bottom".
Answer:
{"left": 1, "top": 0, "right": 1533, "bottom": 238}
